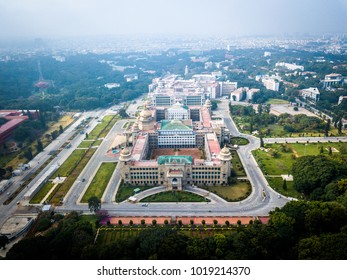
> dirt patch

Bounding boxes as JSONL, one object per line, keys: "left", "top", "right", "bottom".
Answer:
{"left": 289, "top": 144, "right": 299, "bottom": 158}
{"left": 150, "top": 148, "right": 203, "bottom": 160}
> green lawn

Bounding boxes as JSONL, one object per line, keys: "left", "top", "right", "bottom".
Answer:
{"left": 116, "top": 183, "right": 155, "bottom": 202}
{"left": 253, "top": 145, "right": 294, "bottom": 175}
{"left": 140, "top": 191, "right": 210, "bottom": 203}
{"left": 266, "top": 98, "right": 289, "bottom": 104}
{"left": 99, "top": 117, "right": 118, "bottom": 138}
{"left": 230, "top": 137, "right": 249, "bottom": 146}
{"left": 81, "top": 162, "right": 117, "bottom": 203}
{"left": 78, "top": 141, "right": 94, "bottom": 148}
{"left": 48, "top": 148, "right": 97, "bottom": 205}
{"left": 201, "top": 181, "right": 251, "bottom": 201}
{"left": 78, "top": 139, "right": 103, "bottom": 149}
{"left": 88, "top": 115, "right": 116, "bottom": 139}
{"left": 52, "top": 149, "right": 87, "bottom": 177}
{"left": 230, "top": 150, "right": 247, "bottom": 176}
{"left": 94, "top": 139, "right": 103, "bottom": 146}
{"left": 254, "top": 142, "right": 347, "bottom": 198}
{"left": 266, "top": 177, "right": 301, "bottom": 199}
{"left": 30, "top": 181, "right": 55, "bottom": 204}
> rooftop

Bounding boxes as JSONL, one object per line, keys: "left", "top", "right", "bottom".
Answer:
{"left": 158, "top": 155, "right": 193, "bottom": 165}
{"left": 161, "top": 119, "right": 192, "bottom": 131}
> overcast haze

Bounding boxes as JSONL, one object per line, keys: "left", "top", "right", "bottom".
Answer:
{"left": 0, "top": 0, "right": 346, "bottom": 38}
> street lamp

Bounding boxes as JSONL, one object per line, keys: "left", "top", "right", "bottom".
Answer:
{"left": 304, "top": 144, "right": 307, "bottom": 156}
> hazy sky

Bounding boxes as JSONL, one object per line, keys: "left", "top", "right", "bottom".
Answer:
{"left": 0, "top": 0, "right": 346, "bottom": 38}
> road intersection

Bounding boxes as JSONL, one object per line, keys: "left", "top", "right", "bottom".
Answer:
{"left": 2, "top": 98, "right": 347, "bottom": 227}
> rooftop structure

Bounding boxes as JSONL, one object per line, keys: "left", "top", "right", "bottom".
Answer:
{"left": 120, "top": 98, "right": 232, "bottom": 190}
{"left": 322, "top": 73, "right": 344, "bottom": 89}
{"left": 275, "top": 62, "right": 304, "bottom": 71}
{"left": 301, "top": 87, "right": 320, "bottom": 103}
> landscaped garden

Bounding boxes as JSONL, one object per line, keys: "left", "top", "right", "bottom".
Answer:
{"left": 230, "top": 137, "right": 249, "bottom": 146}
{"left": 230, "top": 150, "right": 247, "bottom": 176}
{"left": 200, "top": 180, "right": 251, "bottom": 202}
{"left": 115, "top": 182, "right": 156, "bottom": 202}
{"left": 140, "top": 191, "right": 210, "bottom": 203}
{"left": 253, "top": 142, "right": 347, "bottom": 198}
{"left": 81, "top": 162, "right": 117, "bottom": 203}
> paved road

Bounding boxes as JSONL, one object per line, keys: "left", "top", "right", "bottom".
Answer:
{"left": 55, "top": 98, "right": 290, "bottom": 217}
{"left": 0, "top": 109, "right": 111, "bottom": 227}
{"left": 4, "top": 98, "right": 345, "bottom": 225}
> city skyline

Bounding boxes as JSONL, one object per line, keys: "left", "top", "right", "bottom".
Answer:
{"left": 0, "top": 0, "right": 346, "bottom": 39}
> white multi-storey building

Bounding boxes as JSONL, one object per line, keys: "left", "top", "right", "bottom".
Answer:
{"left": 167, "top": 102, "right": 189, "bottom": 120}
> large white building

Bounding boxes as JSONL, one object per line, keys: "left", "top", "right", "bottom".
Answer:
{"left": 220, "top": 81, "right": 238, "bottom": 96}
{"left": 275, "top": 62, "right": 304, "bottom": 71}
{"left": 301, "top": 87, "right": 320, "bottom": 103}
{"left": 158, "top": 120, "right": 196, "bottom": 148}
{"left": 167, "top": 102, "right": 189, "bottom": 120}
{"left": 262, "top": 78, "right": 280, "bottom": 91}
{"left": 322, "top": 73, "right": 344, "bottom": 88}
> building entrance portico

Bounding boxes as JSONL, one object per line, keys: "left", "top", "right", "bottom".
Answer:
{"left": 167, "top": 169, "right": 183, "bottom": 190}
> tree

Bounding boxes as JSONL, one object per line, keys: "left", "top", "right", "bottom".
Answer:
{"left": 0, "top": 235, "right": 9, "bottom": 249}
{"left": 24, "top": 147, "right": 33, "bottom": 160}
{"left": 338, "top": 120, "right": 343, "bottom": 134}
{"left": 0, "top": 168, "right": 6, "bottom": 179}
{"left": 225, "top": 220, "right": 230, "bottom": 227}
{"left": 292, "top": 156, "right": 340, "bottom": 196}
{"left": 213, "top": 219, "right": 218, "bottom": 226}
{"left": 283, "top": 179, "right": 287, "bottom": 190}
{"left": 118, "top": 220, "right": 122, "bottom": 226}
{"left": 141, "top": 219, "right": 146, "bottom": 226}
{"left": 88, "top": 196, "right": 101, "bottom": 213}
{"left": 201, "top": 220, "right": 206, "bottom": 226}
{"left": 51, "top": 130, "right": 58, "bottom": 140}
{"left": 152, "top": 219, "right": 157, "bottom": 226}
{"left": 36, "top": 139, "right": 43, "bottom": 152}
{"left": 211, "top": 100, "right": 218, "bottom": 110}
{"left": 59, "top": 125, "right": 64, "bottom": 134}
{"left": 237, "top": 220, "right": 242, "bottom": 226}
{"left": 164, "top": 219, "right": 169, "bottom": 225}
{"left": 129, "top": 220, "right": 133, "bottom": 226}
{"left": 260, "top": 135, "right": 264, "bottom": 148}
{"left": 190, "top": 219, "right": 194, "bottom": 226}
{"left": 324, "top": 119, "right": 331, "bottom": 137}
{"left": 257, "top": 104, "right": 263, "bottom": 114}
{"left": 320, "top": 145, "right": 324, "bottom": 154}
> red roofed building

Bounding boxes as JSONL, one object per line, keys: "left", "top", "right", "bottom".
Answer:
{"left": 0, "top": 110, "right": 33, "bottom": 144}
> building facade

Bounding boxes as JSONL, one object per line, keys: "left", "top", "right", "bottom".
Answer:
{"left": 119, "top": 100, "right": 232, "bottom": 190}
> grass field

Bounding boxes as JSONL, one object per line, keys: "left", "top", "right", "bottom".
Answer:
{"left": 48, "top": 148, "right": 96, "bottom": 204}
{"left": 266, "top": 99, "right": 289, "bottom": 105}
{"left": 81, "top": 162, "right": 117, "bottom": 202}
{"left": 253, "top": 142, "right": 347, "bottom": 198}
{"left": 30, "top": 181, "right": 55, "bottom": 204}
{"left": 253, "top": 145, "right": 294, "bottom": 175}
{"left": 140, "top": 191, "right": 210, "bottom": 203}
{"left": 52, "top": 149, "right": 87, "bottom": 177}
{"left": 116, "top": 183, "right": 155, "bottom": 202}
{"left": 266, "top": 177, "right": 301, "bottom": 198}
{"left": 88, "top": 115, "right": 116, "bottom": 139}
{"left": 230, "top": 137, "right": 249, "bottom": 146}
{"left": 230, "top": 150, "right": 247, "bottom": 176}
{"left": 201, "top": 181, "right": 251, "bottom": 201}
{"left": 78, "top": 141, "right": 94, "bottom": 148}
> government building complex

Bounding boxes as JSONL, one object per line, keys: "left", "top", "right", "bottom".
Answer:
{"left": 119, "top": 88, "right": 234, "bottom": 190}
